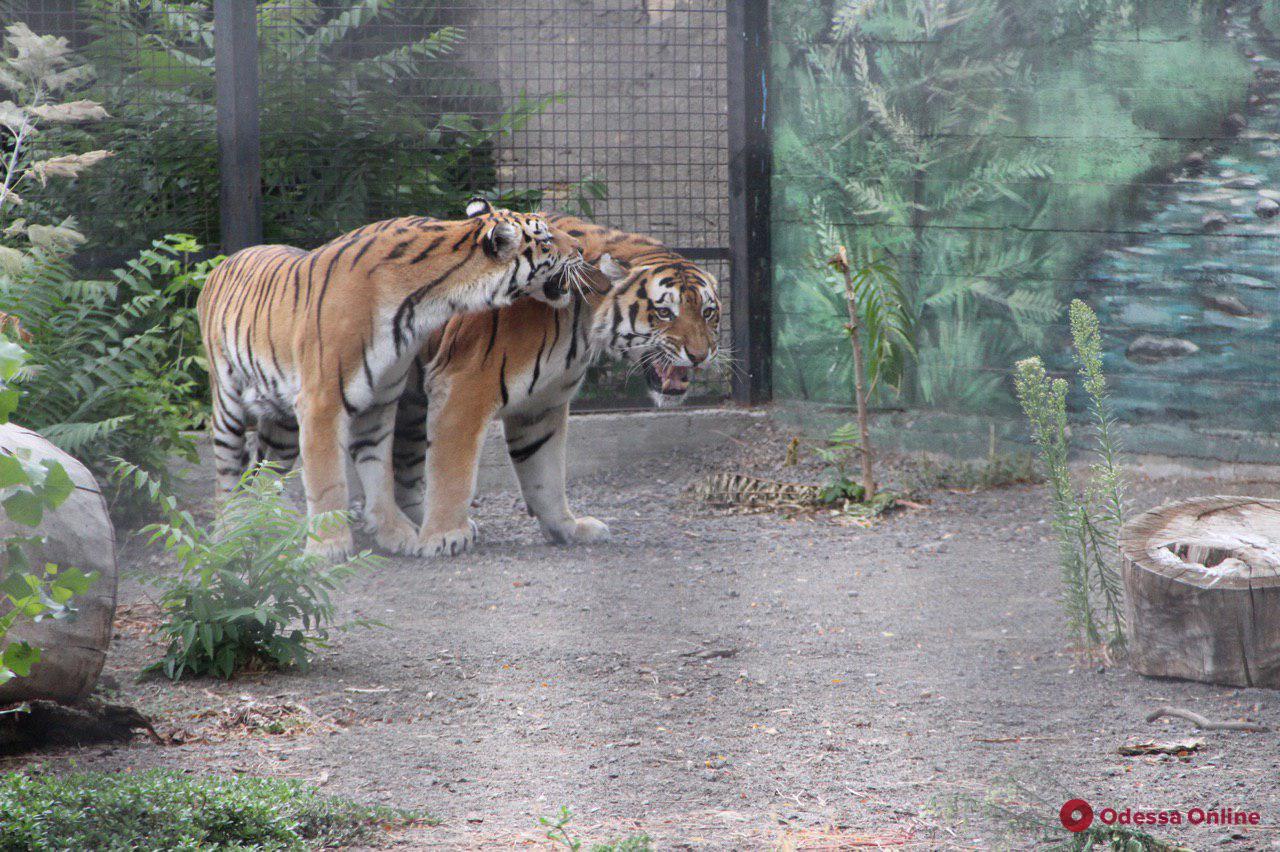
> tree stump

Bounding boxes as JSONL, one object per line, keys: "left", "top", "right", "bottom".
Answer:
{"left": 1120, "top": 496, "right": 1280, "bottom": 688}
{"left": 0, "top": 424, "right": 117, "bottom": 704}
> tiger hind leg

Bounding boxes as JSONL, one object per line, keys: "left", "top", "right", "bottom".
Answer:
{"left": 252, "top": 416, "right": 300, "bottom": 471}
{"left": 211, "top": 382, "right": 252, "bottom": 504}
{"left": 504, "top": 401, "right": 609, "bottom": 545}
{"left": 391, "top": 375, "right": 430, "bottom": 526}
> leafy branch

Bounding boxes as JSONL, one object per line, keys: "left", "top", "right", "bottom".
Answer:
{"left": 0, "top": 335, "right": 98, "bottom": 686}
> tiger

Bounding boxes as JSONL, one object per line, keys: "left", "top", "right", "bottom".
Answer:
{"left": 197, "top": 202, "right": 599, "bottom": 559}
{"left": 385, "top": 199, "right": 723, "bottom": 556}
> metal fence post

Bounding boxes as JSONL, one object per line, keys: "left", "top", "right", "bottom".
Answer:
{"left": 214, "top": 0, "right": 262, "bottom": 253}
{"left": 727, "top": 0, "right": 772, "bottom": 405}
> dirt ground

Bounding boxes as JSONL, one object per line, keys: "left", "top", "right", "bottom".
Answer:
{"left": 10, "top": 417, "right": 1280, "bottom": 850}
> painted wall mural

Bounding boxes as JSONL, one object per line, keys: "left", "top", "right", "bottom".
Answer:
{"left": 771, "top": 0, "right": 1280, "bottom": 436}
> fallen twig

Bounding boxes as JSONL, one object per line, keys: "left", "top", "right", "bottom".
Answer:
{"left": 1146, "top": 706, "right": 1270, "bottom": 733}
{"left": 681, "top": 647, "right": 738, "bottom": 660}
{"left": 1118, "top": 737, "right": 1202, "bottom": 756}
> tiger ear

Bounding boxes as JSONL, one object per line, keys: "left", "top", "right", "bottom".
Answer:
{"left": 465, "top": 197, "right": 493, "bottom": 218}
{"left": 598, "top": 253, "right": 630, "bottom": 282}
{"left": 484, "top": 222, "right": 522, "bottom": 261}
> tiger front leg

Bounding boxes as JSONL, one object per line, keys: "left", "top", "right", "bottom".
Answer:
{"left": 418, "top": 389, "right": 494, "bottom": 557}
{"left": 297, "top": 393, "right": 355, "bottom": 560}
{"left": 504, "top": 402, "right": 609, "bottom": 546}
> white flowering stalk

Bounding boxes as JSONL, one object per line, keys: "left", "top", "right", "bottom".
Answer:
{"left": 0, "top": 22, "right": 112, "bottom": 268}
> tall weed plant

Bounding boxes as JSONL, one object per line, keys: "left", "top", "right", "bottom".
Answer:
{"left": 1014, "top": 300, "right": 1125, "bottom": 653}
{"left": 0, "top": 22, "right": 112, "bottom": 259}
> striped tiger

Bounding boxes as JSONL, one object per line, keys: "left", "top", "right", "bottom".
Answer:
{"left": 386, "top": 202, "right": 722, "bottom": 556}
{"left": 197, "top": 202, "right": 599, "bottom": 558}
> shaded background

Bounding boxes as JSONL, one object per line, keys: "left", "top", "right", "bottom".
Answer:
{"left": 6, "top": 0, "right": 1280, "bottom": 450}
{"left": 771, "top": 0, "right": 1280, "bottom": 457}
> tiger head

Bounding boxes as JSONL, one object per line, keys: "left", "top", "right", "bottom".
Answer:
{"left": 465, "top": 197, "right": 601, "bottom": 309}
{"left": 591, "top": 253, "right": 721, "bottom": 407}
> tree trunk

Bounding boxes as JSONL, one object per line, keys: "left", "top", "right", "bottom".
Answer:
{"left": 0, "top": 424, "right": 117, "bottom": 704}
{"left": 1120, "top": 496, "right": 1280, "bottom": 688}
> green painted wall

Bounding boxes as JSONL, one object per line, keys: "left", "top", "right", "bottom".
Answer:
{"left": 771, "top": 0, "right": 1279, "bottom": 446}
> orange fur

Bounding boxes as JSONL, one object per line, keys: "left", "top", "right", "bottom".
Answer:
{"left": 198, "top": 203, "right": 588, "bottom": 557}
{"left": 389, "top": 212, "right": 722, "bottom": 555}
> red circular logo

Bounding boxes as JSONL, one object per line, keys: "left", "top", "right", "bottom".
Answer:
{"left": 1060, "top": 799, "right": 1093, "bottom": 832}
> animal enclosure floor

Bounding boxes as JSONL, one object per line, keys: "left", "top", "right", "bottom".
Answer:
{"left": 14, "top": 421, "right": 1280, "bottom": 850}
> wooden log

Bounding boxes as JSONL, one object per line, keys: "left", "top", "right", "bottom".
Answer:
{"left": 0, "top": 424, "right": 117, "bottom": 704}
{"left": 1120, "top": 496, "right": 1280, "bottom": 688}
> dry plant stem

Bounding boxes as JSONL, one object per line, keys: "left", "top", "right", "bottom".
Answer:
{"left": 1145, "top": 706, "right": 1270, "bottom": 733}
{"left": 832, "top": 245, "right": 875, "bottom": 499}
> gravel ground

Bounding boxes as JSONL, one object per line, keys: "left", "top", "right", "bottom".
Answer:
{"left": 9, "top": 418, "right": 1280, "bottom": 850}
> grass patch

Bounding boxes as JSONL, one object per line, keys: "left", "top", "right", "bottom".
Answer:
{"left": 0, "top": 770, "right": 424, "bottom": 850}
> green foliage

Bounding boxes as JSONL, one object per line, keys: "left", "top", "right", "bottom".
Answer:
{"left": 809, "top": 423, "right": 898, "bottom": 515}
{"left": 1014, "top": 300, "right": 1125, "bottom": 652}
{"left": 0, "top": 769, "right": 423, "bottom": 850}
{"left": 48, "top": 0, "right": 556, "bottom": 249}
{"left": 0, "top": 235, "right": 218, "bottom": 498}
{"left": 0, "top": 335, "right": 98, "bottom": 687}
{"left": 539, "top": 806, "right": 653, "bottom": 852}
{"left": 814, "top": 422, "right": 866, "bottom": 504}
{"left": 119, "top": 462, "right": 380, "bottom": 680}
{"left": 825, "top": 246, "right": 913, "bottom": 395}
{"left": 771, "top": 0, "right": 1250, "bottom": 412}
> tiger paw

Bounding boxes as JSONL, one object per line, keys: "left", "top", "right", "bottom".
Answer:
{"left": 371, "top": 510, "right": 423, "bottom": 556}
{"left": 305, "top": 525, "right": 354, "bottom": 561}
{"left": 422, "top": 519, "right": 479, "bottom": 558}
{"left": 543, "top": 516, "right": 610, "bottom": 545}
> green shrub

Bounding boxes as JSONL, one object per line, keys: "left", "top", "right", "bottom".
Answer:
{"left": 0, "top": 335, "right": 98, "bottom": 686}
{"left": 0, "top": 235, "right": 219, "bottom": 500}
{"left": 0, "top": 769, "right": 421, "bottom": 850}
{"left": 1014, "top": 300, "right": 1126, "bottom": 653}
{"left": 119, "top": 463, "right": 379, "bottom": 680}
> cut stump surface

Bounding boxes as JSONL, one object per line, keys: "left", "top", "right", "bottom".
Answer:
{"left": 1121, "top": 496, "right": 1280, "bottom": 688}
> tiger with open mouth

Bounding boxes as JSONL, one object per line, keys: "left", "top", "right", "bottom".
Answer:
{"left": 387, "top": 200, "right": 723, "bottom": 556}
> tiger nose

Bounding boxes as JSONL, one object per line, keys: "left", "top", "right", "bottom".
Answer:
{"left": 686, "top": 345, "right": 708, "bottom": 366}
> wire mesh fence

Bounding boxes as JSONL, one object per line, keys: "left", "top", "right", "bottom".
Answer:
{"left": 4, "top": 0, "right": 738, "bottom": 406}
